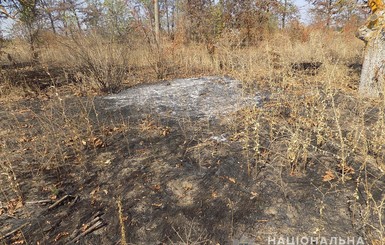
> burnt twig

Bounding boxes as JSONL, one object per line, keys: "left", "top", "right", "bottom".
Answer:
{"left": 26, "top": 199, "right": 53, "bottom": 205}
{"left": 68, "top": 212, "right": 105, "bottom": 244}
{"left": 0, "top": 223, "right": 29, "bottom": 240}
{"left": 48, "top": 195, "right": 73, "bottom": 210}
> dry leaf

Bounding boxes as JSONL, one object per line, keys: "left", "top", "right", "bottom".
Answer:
{"left": 90, "top": 187, "right": 100, "bottom": 196}
{"left": 340, "top": 165, "right": 355, "bottom": 174}
{"left": 162, "top": 127, "right": 170, "bottom": 136}
{"left": 151, "top": 184, "right": 161, "bottom": 192}
{"left": 322, "top": 170, "right": 335, "bottom": 182}
{"left": 250, "top": 192, "right": 258, "bottom": 200}
{"left": 7, "top": 198, "right": 23, "bottom": 215}
{"left": 92, "top": 137, "right": 105, "bottom": 148}
{"left": 227, "top": 177, "right": 236, "bottom": 184}
{"left": 152, "top": 203, "right": 163, "bottom": 208}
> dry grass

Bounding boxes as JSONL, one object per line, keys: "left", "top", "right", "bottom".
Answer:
{"left": 117, "top": 197, "right": 128, "bottom": 245}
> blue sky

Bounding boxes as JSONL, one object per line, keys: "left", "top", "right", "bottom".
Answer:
{"left": 293, "top": 0, "right": 311, "bottom": 22}
{"left": 294, "top": 0, "right": 308, "bottom": 5}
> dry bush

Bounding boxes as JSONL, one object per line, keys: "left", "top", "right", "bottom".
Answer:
{"left": 1, "top": 39, "right": 33, "bottom": 65}
{"left": 58, "top": 33, "right": 131, "bottom": 93}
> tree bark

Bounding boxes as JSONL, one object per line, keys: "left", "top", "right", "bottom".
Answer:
{"left": 357, "top": 9, "right": 385, "bottom": 97}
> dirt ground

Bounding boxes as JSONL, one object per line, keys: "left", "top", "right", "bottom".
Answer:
{"left": 1, "top": 75, "right": 385, "bottom": 245}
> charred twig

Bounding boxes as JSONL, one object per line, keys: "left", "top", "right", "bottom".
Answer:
{"left": 91, "top": 211, "right": 103, "bottom": 220}
{"left": 26, "top": 199, "right": 53, "bottom": 205}
{"left": 70, "top": 220, "right": 104, "bottom": 243}
{"left": 48, "top": 195, "right": 73, "bottom": 210}
{"left": 69, "top": 212, "right": 105, "bottom": 243}
{"left": 68, "top": 195, "right": 80, "bottom": 207}
{"left": 43, "top": 220, "right": 62, "bottom": 233}
{"left": 0, "top": 223, "right": 29, "bottom": 240}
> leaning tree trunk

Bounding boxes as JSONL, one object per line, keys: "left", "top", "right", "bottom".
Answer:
{"left": 357, "top": 9, "right": 385, "bottom": 97}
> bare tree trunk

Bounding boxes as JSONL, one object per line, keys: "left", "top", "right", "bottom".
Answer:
{"left": 165, "top": 0, "right": 170, "bottom": 35}
{"left": 326, "top": 0, "right": 332, "bottom": 27}
{"left": 28, "top": 26, "right": 40, "bottom": 64}
{"left": 357, "top": 8, "right": 385, "bottom": 97}
{"left": 170, "top": 2, "right": 175, "bottom": 39}
{"left": 154, "top": 0, "right": 160, "bottom": 43}
{"left": 282, "top": 0, "right": 287, "bottom": 28}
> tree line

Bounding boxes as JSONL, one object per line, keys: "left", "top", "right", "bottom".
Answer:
{"left": 0, "top": 0, "right": 367, "bottom": 52}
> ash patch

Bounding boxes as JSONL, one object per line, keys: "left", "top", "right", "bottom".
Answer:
{"left": 103, "top": 76, "right": 263, "bottom": 120}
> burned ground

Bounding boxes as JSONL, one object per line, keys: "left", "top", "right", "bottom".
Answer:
{"left": 1, "top": 76, "right": 385, "bottom": 245}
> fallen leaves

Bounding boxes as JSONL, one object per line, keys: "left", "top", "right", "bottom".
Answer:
{"left": 92, "top": 137, "right": 105, "bottom": 148}
{"left": 322, "top": 170, "right": 336, "bottom": 182}
{"left": 323, "top": 165, "right": 355, "bottom": 182}
{"left": 339, "top": 164, "right": 355, "bottom": 175}
{"left": 6, "top": 198, "right": 23, "bottom": 215}
{"left": 81, "top": 136, "right": 106, "bottom": 148}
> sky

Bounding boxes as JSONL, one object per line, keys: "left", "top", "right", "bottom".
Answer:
{"left": 293, "top": 0, "right": 311, "bottom": 23}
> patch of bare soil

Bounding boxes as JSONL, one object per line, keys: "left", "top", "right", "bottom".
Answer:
{"left": 1, "top": 77, "right": 384, "bottom": 244}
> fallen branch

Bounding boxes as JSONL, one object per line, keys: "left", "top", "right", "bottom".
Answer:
{"left": 68, "top": 195, "right": 80, "bottom": 207}
{"left": 48, "top": 195, "right": 73, "bottom": 210}
{"left": 26, "top": 199, "right": 52, "bottom": 205}
{"left": 0, "top": 223, "right": 28, "bottom": 240}
{"left": 68, "top": 212, "right": 105, "bottom": 243}
{"left": 70, "top": 219, "right": 105, "bottom": 243}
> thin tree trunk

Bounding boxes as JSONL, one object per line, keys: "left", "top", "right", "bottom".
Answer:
{"left": 165, "top": 0, "right": 170, "bottom": 35}
{"left": 41, "top": 0, "right": 57, "bottom": 34}
{"left": 282, "top": 0, "right": 287, "bottom": 28}
{"left": 154, "top": 0, "right": 160, "bottom": 43}
{"left": 326, "top": 0, "right": 332, "bottom": 27}
{"left": 171, "top": 2, "right": 175, "bottom": 37}
{"left": 48, "top": 14, "right": 57, "bottom": 34}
